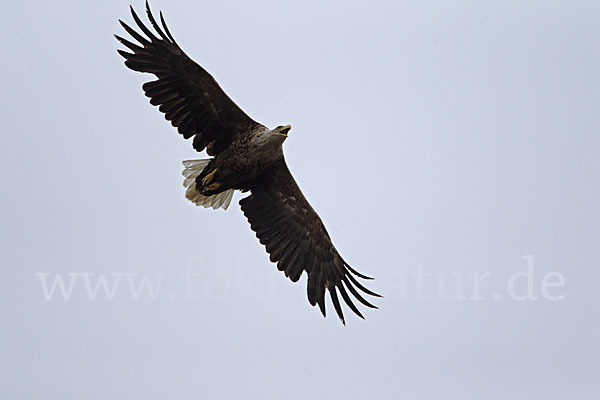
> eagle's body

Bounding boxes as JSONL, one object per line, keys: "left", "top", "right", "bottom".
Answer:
{"left": 199, "top": 125, "right": 287, "bottom": 196}
{"left": 117, "top": 2, "right": 380, "bottom": 324}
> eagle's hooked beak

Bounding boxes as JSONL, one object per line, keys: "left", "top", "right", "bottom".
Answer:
{"left": 279, "top": 125, "right": 291, "bottom": 137}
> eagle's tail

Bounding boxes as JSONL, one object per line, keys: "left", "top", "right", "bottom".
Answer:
{"left": 182, "top": 159, "right": 234, "bottom": 210}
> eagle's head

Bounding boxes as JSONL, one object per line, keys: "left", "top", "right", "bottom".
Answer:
{"left": 253, "top": 125, "right": 291, "bottom": 155}
{"left": 274, "top": 125, "right": 291, "bottom": 139}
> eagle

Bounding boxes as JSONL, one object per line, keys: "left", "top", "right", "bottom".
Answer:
{"left": 116, "top": 2, "right": 380, "bottom": 324}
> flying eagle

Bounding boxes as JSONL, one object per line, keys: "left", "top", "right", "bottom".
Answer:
{"left": 116, "top": 2, "right": 380, "bottom": 324}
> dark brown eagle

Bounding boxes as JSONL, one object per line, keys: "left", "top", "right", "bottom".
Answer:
{"left": 116, "top": 2, "right": 380, "bottom": 324}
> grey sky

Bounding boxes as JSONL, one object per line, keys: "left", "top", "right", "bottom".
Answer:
{"left": 1, "top": 0, "right": 599, "bottom": 398}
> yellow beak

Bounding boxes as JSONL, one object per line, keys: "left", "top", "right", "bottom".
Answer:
{"left": 279, "top": 125, "right": 292, "bottom": 137}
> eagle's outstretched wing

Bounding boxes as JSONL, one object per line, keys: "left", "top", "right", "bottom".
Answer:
{"left": 115, "top": 2, "right": 261, "bottom": 155}
{"left": 240, "top": 161, "right": 381, "bottom": 324}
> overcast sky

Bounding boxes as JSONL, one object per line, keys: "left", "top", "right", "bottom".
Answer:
{"left": 1, "top": 0, "right": 599, "bottom": 399}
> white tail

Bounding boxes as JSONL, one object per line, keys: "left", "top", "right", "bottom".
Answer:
{"left": 182, "top": 159, "right": 234, "bottom": 210}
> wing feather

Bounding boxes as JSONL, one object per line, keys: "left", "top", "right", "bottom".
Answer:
{"left": 329, "top": 286, "right": 345, "bottom": 324}
{"left": 116, "top": 2, "right": 262, "bottom": 155}
{"left": 240, "top": 160, "right": 380, "bottom": 324}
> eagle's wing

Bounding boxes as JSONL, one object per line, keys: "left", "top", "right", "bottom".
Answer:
{"left": 240, "top": 160, "right": 381, "bottom": 324}
{"left": 116, "top": 2, "right": 261, "bottom": 155}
